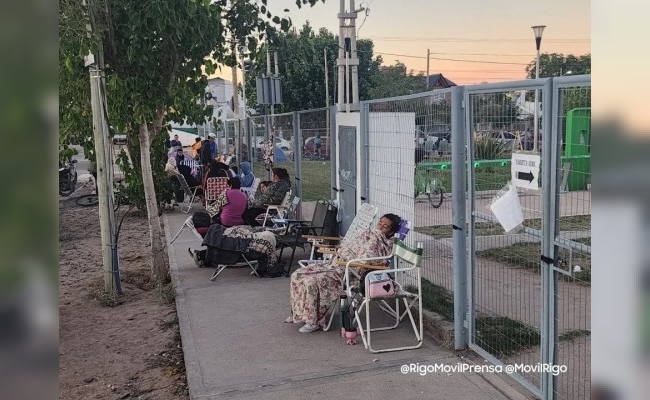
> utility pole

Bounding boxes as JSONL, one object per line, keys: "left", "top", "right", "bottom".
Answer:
{"left": 426, "top": 49, "right": 430, "bottom": 89}
{"left": 337, "top": 0, "right": 360, "bottom": 112}
{"left": 83, "top": 0, "right": 118, "bottom": 293}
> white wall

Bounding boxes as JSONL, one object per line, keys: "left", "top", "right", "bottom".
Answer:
{"left": 367, "top": 112, "right": 416, "bottom": 234}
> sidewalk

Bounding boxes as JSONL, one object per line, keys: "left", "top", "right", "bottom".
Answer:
{"left": 164, "top": 209, "right": 524, "bottom": 399}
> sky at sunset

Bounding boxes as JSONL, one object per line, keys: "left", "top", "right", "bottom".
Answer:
{"left": 220, "top": 0, "right": 591, "bottom": 86}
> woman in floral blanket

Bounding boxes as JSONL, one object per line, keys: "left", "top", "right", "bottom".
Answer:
{"left": 286, "top": 213, "right": 401, "bottom": 333}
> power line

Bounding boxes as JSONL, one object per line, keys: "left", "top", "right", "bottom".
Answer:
{"left": 377, "top": 51, "right": 530, "bottom": 65}
{"left": 371, "top": 36, "right": 590, "bottom": 43}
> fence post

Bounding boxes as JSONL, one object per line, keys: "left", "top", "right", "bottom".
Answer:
{"left": 541, "top": 77, "right": 558, "bottom": 400}
{"left": 293, "top": 111, "right": 302, "bottom": 217}
{"left": 451, "top": 86, "right": 468, "bottom": 349}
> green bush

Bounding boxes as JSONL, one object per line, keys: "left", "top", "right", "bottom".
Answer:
{"left": 474, "top": 137, "right": 509, "bottom": 160}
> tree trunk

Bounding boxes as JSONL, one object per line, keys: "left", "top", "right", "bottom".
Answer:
{"left": 138, "top": 122, "right": 168, "bottom": 282}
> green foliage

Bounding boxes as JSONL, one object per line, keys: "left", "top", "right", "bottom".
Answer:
{"left": 92, "top": 287, "right": 121, "bottom": 307}
{"left": 156, "top": 282, "right": 176, "bottom": 305}
{"left": 368, "top": 61, "right": 428, "bottom": 99}
{"left": 115, "top": 131, "right": 173, "bottom": 211}
{"left": 474, "top": 137, "right": 510, "bottom": 160}
{"left": 525, "top": 53, "right": 591, "bottom": 79}
{"left": 475, "top": 317, "right": 541, "bottom": 357}
{"left": 472, "top": 92, "right": 521, "bottom": 127}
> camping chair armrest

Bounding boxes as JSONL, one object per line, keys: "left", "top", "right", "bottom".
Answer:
{"left": 317, "top": 247, "right": 338, "bottom": 256}
{"left": 335, "top": 260, "right": 388, "bottom": 270}
{"left": 302, "top": 235, "right": 343, "bottom": 241}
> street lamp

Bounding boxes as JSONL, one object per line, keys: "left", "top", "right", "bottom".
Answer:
{"left": 532, "top": 25, "right": 545, "bottom": 152}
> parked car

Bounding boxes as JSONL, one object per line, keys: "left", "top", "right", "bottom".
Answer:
{"left": 303, "top": 136, "right": 330, "bottom": 160}
{"left": 254, "top": 136, "right": 293, "bottom": 151}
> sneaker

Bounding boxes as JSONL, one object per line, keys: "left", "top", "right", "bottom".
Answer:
{"left": 299, "top": 323, "right": 321, "bottom": 334}
{"left": 188, "top": 248, "right": 203, "bottom": 268}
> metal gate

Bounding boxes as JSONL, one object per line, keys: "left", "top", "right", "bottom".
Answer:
{"left": 465, "top": 75, "right": 591, "bottom": 399}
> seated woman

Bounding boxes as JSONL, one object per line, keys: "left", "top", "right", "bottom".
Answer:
{"left": 286, "top": 213, "right": 401, "bottom": 333}
{"left": 239, "top": 161, "right": 255, "bottom": 188}
{"left": 242, "top": 167, "right": 291, "bottom": 226}
{"left": 165, "top": 158, "right": 185, "bottom": 202}
{"left": 206, "top": 177, "right": 248, "bottom": 227}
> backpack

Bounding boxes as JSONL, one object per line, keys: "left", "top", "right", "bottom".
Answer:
{"left": 192, "top": 211, "right": 211, "bottom": 229}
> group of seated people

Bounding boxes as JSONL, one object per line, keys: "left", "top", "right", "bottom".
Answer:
{"left": 169, "top": 147, "right": 404, "bottom": 336}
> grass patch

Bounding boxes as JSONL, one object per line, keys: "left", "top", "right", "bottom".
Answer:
{"left": 417, "top": 280, "right": 541, "bottom": 357}
{"left": 92, "top": 288, "right": 121, "bottom": 307}
{"left": 417, "top": 279, "right": 455, "bottom": 321}
{"left": 157, "top": 282, "right": 176, "bottom": 305}
{"left": 415, "top": 215, "right": 592, "bottom": 240}
{"left": 475, "top": 316, "right": 541, "bottom": 357}
{"left": 476, "top": 237, "right": 591, "bottom": 282}
{"left": 559, "top": 329, "right": 591, "bottom": 342}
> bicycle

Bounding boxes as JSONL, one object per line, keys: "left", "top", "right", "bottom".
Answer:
{"left": 414, "top": 163, "right": 445, "bottom": 208}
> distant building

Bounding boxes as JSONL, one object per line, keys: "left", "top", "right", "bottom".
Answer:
{"left": 426, "top": 73, "right": 457, "bottom": 89}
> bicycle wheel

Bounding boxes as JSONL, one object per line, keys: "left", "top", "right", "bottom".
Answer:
{"left": 427, "top": 187, "right": 444, "bottom": 208}
{"left": 76, "top": 194, "right": 99, "bottom": 207}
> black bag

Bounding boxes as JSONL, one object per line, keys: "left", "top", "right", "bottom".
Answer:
{"left": 322, "top": 201, "right": 339, "bottom": 237}
{"left": 192, "top": 211, "right": 211, "bottom": 229}
{"left": 258, "top": 260, "right": 285, "bottom": 278}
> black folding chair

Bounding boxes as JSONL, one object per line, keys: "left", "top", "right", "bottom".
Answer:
{"left": 275, "top": 199, "right": 338, "bottom": 276}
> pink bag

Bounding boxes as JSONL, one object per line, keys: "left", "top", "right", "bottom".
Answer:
{"left": 367, "top": 275, "right": 399, "bottom": 298}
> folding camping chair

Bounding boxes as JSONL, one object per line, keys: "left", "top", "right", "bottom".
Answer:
{"left": 169, "top": 215, "right": 204, "bottom": 244}
{"left": 177, "top": 174, "right": 202, "bottom": 213}
{"left": 205, "top": 177, "right": 229, "bottom": 203}
{"left": 240, "top": 177, "right": 260, "bottom": 202}
{"left": 301, "top": 203, "right": 378, "bottom": 263}
{"left": 269, "top": 195, "right": 301, "bottom": 229}
{"left": 256, "top": 190, "right": 292, "bottom": 227}
{"left": 341, "top": 239, "right": 423, "bottom": 353}
{"left": 275, "top": 199, "right": 338, "bottom": 276}
{"left": 320, "top": 217, "right": 411, "bottom": 332}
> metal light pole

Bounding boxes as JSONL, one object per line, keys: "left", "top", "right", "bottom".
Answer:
{"left": 532, "top": 25, "right": 545, "bottom": 152}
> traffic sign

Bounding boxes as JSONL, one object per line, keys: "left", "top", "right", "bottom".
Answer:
{"left": 511, "top": 152, "right": 540, "bottom": 190}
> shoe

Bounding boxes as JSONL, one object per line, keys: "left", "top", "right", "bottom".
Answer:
{"left": 188, "top": 248, "right": 203, "bottom": 268}
{"left": 299, "top": 323, "right": 321, "bottom": 334}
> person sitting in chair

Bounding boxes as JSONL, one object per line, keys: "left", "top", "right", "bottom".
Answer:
{"left": 239, "top": 161, "right": 255, "bottom": 188}
{"left": 207, "top": 177, "right": 248, "bottom": 227}
{"left": 242, "top": 167, "right": 291, "bottom": 226}
{"left": 285, "top": 213, "right": 401, "bottom": 333}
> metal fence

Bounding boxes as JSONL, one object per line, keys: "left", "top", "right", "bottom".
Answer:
{"left": 219, "top": 75, "right": 590, "bottom": 400}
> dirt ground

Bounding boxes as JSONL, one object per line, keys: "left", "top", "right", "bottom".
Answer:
{"left": 59, "top": 183, "right": 188, "bottom": 400}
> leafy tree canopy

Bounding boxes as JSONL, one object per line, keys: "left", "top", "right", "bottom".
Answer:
{"left": 525, "top": 53, "right": 591, "bottom": 78}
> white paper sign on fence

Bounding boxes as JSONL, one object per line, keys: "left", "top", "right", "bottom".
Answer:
{"left": 489, "top": 184, "right": 524, "bottom": 233}
{"left": 511, "top": 153, "right": 541, "bottom": 190}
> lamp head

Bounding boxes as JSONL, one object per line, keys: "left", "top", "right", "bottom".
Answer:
{"left": 532, "top": 25, "right": 546, "bottom": 39}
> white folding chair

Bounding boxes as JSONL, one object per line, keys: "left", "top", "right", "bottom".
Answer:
{"left": 177, "top": 174, "right": 201, "bottom": 213}
{"left": 241, "top": 177, "right": 260, "bottom": 202}
{"left": 320, "top": 216, "right": 411, "bottom": 332}
{"left": 258, "top": 190, "right": 292, "bottom": 227}
{"left": 270, "top": 195, "right": 301, "bottom": 229}
{"left": 170, "top": 215, "right": 204, "bottom": 244}
{"left": 343, "top": 239, "right": 424, "bottom": 353}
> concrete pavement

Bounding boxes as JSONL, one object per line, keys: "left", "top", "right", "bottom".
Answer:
{"left": 164, "top": 209, "right": 527, "bottom": 399}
